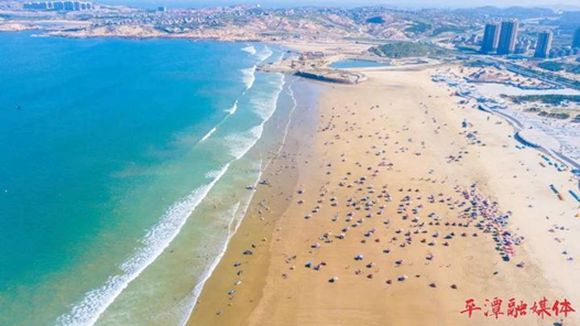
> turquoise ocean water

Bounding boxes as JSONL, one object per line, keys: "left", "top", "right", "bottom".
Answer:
{"left": 329, "top": 59, "right": 388, "bottom": 69}
{"left": 0, "top": 32, "right": 295, "bottom": 325}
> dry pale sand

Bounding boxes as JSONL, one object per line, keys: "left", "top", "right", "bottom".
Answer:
{"left": 188, "top": 67, "right": 580, "bottom": 326}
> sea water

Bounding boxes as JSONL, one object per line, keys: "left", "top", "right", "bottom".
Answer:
{"left": 329, "top": 59, "right": 389, "bottom": 69}
{"left": 0, "top": 32, "right": 294, "bottom": 325}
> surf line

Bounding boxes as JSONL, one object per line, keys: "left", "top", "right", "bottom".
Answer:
{"left": 58, "top": 46, "right": 280, "bottom": 326}
{"left": 198, "top": 76, "right": 251, "bottom": 144}
{"left": 57, "top": 162, "right": 231, "bottom": 326}
{"left": 199, "top": 45, "right": 274, "bottom": 144}
{"left": 181, "top": 76, "right": 294, "bottom": 326}
{"left": 179, "top": 158, "right": 263, "bottom": 326}
{"left": 183, "top": 74, "right": 295, "bottom": 325}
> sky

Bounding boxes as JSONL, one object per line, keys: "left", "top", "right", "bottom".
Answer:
{"left": 99, "top": 0, "right": 580, "bottom": 9}
{"left": 220, "top": 0, "right": 578, "bottom": 6}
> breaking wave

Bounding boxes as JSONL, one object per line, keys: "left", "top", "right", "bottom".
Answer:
{"left": 56, "top": 164, "right": 231, "bottom": 326}
{"left": 250, "top": 73, "right": 285, "bottom": 121}
{"left": 241, "top": 66, "right": 257, "bottom": 90}
{"left": 241, "top": 46, "right": 256, "bottom": 55}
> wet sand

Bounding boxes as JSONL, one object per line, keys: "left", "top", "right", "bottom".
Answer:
{"left": 187, "top": 67, "right": 580, "bottom": 325}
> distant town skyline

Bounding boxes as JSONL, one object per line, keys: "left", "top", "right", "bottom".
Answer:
{"left": 97, "top": 0, "right": 580, "bottom": 9}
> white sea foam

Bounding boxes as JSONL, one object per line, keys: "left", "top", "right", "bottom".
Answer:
{"left": 226, "top": 73, "right": 285, "bottom": 160}
{"left": 256, "top": 45, "right": 273, "bottom": 62}
{"left": 240, "top": 46, "right": 276, "bottom": 99}
{"left": 227, "top": 100, "right": 238, "bottom": 115}
{"left": 199, "top": 44, "right": 266, "bottom": 145}
{"left": 179, "top": 81, "right": 297, "bottom": 325}
{"left": 199, "top": 100, "right": 239, "bottom": 143}
{"left": 210, "top": 47, "right": 275, "bottom": 144}
{"left": 250, "top": 73, "right": 285, "bottom": 121}
{"left": 178, "top": 81, "right": 296, "bottom": 325}
{"left": 277, "top": 80, "right": 297, "bottom": 157}
{"left": 60, "top": 47, "right": 287, "bottom": 326}
{"left": 181, "top": 202, "right": 240, "bottom": 323}
{"left": 56, "top": 164, "right": 231, "bottom": 326}
{"left": 200, "top": 127, "right": 217, "bottom": 142}
{"left": 225, "top": 125, "right": 263, "bottom": 160}
{"left": 241, "top": 66, "right": 256, "bottom": 90}
{"left": 178, "top": 51, "right": 288, "bottom": 326}
{"left": 204, "top": 169, "right": 223, "bottom": 179}
{"left": 241, "top": 45, "right": 257, "bottom": 55}
{"left": 200, "top": 45, "right": 270, "bottom": 145}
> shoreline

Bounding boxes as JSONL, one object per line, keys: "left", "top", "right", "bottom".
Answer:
{"left": 43, "top": 42, "right": 293, "bottom": 326}
{"left": 180, "top": 76, "right": 305, "bottom": 324}
{"left": 188, "top": 66, "right": 579, "bottom": 325}
{"left": 186, "top": 77, "right": 322, "bottom": 325}
{"left": 3, "top": 14, "right": 579, "bottom": 325}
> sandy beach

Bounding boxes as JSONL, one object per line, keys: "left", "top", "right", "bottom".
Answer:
{"left": 187, "top": 66, "right": 580, "bottom": 326}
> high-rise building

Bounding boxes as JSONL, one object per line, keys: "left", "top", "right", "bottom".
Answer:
{"left": 573, "top": 27, "right": 580, "bottom": 48}
{"left": 497, "top": 21, "right": 519, "bottom": 55}
{"left": 534, "top": 31, "right": 553, "bottom": 58}
{"left": 480, "top": 23, "right": 500, "bottom": 53}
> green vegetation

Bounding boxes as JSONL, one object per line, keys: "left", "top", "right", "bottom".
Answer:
{"left": 538, "top": 111, "right": 570, "bottom": 119}
{"left": 464, "top": 60, "right": 495, "bottom": 68}
{"left": 538, "top": 61, "right": 564, "bottom": 71}
{"left": 370, "top": 41, "right": 453, "bottom": 58}
{"left": 432, "top": 25, "right": 467, "bottom": 36}
{"left": 507, "top": 94, "right": 580, "bottom": 105}
{"left": 538, "top": 61, "right": 580, "bottom": 74}
{"left": 405, "top": 22, "right": 431, "bottom": 34}
{"left": 501, "top": 61, "right": 580, "bottom": 90}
